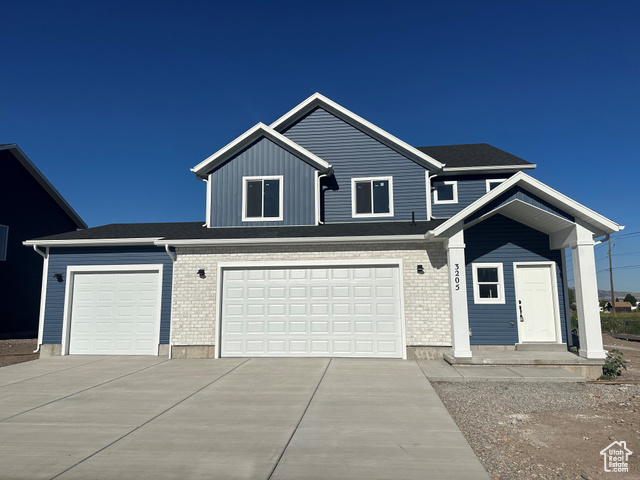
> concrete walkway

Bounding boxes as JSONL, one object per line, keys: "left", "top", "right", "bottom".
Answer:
{"left": 418, "top": 359, "right": 586, "bottom": 382}
{"left": 0, "top": 357, "right": 488, "bottom": 480}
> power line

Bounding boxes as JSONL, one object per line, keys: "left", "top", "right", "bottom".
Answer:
{"left": 597, "top": 264, "right": 640, "bottom": 274}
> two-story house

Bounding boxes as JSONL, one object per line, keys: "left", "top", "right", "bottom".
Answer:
{"left": 25, "top": 94, "right": 620, "bottom": 363}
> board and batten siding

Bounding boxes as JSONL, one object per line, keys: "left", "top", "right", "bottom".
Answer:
{"left": 42, "top": 247, "right": 173, "bottom": 345}
{"left": 431, "top": 174, "right": 514, "bottom": 219}
{"left": 208, "top": 137, "right": 317, "bottom": 227}
{"left": 464, "top": 215, "right": 567, "bottom": 345}
{"left": 281, "top": 107, "right": 429, "bottom": 223}
{"left": 466, "top": 185, "right": 575, "bottom": 224}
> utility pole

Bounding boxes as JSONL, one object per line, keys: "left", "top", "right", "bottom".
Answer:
{"left": 609, "top": 235, "right": 616, "bottom": 318}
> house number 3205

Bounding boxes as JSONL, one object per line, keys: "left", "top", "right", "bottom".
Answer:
{"left": 454, "top": 264, "right": 460, "bottom": 290}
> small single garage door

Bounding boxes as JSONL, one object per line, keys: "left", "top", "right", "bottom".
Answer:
{"left": 68, "top": 271, "right": 161, "bottom": 355}
{"left": 220, "top": 265, "right": 403, "bottom": 358}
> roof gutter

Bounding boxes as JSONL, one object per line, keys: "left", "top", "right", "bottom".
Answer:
{"left": 23, "top": 238, "right": 163, "bottom": 247}
{"left": 156, "top": 234, "right": 427, "bottom": 248}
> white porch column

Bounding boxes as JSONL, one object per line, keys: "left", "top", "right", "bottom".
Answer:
{"left": 571, "top": 223, "right": 606, "bottom": 359}
{"left": 447, "top": 228, "right": 472, "bottom": 358}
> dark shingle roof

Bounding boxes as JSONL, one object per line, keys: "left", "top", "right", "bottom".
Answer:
{"left": 416, "top": 143, "right": 533, "bottom": 169}
{"left": 30, "top": 220, "right": 448, "bottom": 242}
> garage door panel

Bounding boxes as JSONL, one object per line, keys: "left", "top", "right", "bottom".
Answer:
{"left": 221, "top": 265, "right": 403, "bottom": 358}
{"left": 69, "top": 271, "right": 160, "bottom": 355}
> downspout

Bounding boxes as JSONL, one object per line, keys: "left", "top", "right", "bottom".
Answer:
{"left": 164, "top": 244, "right": 176, "bottom": 262}
{"left": 163, "top": 243, "right": 176, "bottom": 359}
{"left": 316, "top": 171, "right": 331, "bottom": 225}
{"left": 33, "top": 246, "right": 48, "bottom": 353}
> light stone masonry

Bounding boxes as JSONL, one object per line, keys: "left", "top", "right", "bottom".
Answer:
{"left": 170, "top": 242, "right": 452, "bottom": 348}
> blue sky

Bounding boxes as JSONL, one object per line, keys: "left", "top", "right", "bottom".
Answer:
{"left": 2, "top": 0, "right": 639, "bottom": 292}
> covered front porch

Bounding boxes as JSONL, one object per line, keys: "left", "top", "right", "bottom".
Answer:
{"left": 426, "top": 172, "right": 622, "bottom": 369}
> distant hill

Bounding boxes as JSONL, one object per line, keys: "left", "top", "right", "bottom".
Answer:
{"left": 597, "top": 289, "right": 640, "bottom": 301}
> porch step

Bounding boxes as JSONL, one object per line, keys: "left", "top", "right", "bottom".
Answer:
{"left": 443, "top": 351, "right": 603, "bottom": 367}
{"left": 515, "top": 343, "right": 568, "bottom": 352}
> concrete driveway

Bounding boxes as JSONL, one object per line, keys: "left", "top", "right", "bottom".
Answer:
{"left": 0, "top": 356, "right": 488, "bottom": 479}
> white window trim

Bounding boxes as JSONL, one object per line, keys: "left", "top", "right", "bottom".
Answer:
{"left": 241, "top": 175, "right": 284, "bottom": 222}
{"left": 472, "top": 262, "right": 505, "bottom": 304}
{"left": 433, "top": 180, "right": 458, "bottom": 204}
{"left": 485, "top": 178, "right": 507, "bottom": 193}
{"left": 351, "top": 176, "right": 394, "bottom": 218}
{"left": 0, "top": 225, "right": 7, "bottom": 261}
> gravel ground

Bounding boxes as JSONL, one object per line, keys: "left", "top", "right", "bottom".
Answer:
{"left": 433, "top": 336, "right": 640, "bottom": 480}
{"left": 0, "top": 338, "right": 39, "bottom": 368}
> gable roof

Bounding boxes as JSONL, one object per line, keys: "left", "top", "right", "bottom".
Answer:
{"left": 24, "top": 220, "right": 447, "bottom": 247}
{"left": 0, "top": 144, "right": 87, "bottom": 229}
{"left": 192, "top": 123, "right": 333, "bottom": 179}
{"left": 426, "top": 171, "right": 621, "bottom": 240}
{"left": 270, "top": 93, "right": 444, "bottom": 172}
{"left": 416, "top": 143, "right": 536, "bottom": 172}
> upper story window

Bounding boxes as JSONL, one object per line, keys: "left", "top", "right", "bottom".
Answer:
{"left": 0, "top": 225, "right": 8, "bottom": 261}
{"left": 242, "top": 176, "right": 283, "bottom": 221}
{"left": 433, "top": 181, "right": 458, "bottom": 204}
{"left": 472, "top": 263, "right": 505, "bottom": 304}
{"left": 486, "top": 178, "right": 507, "bottom": 192}
{"left": 351, "top": 177, "right": 394, "bottom": 217}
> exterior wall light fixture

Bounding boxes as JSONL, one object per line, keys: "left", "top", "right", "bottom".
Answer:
{"left": 53, "top": 273, "right": 63, "bottom": 282}
{"left": 197, "top": 269, "right": 206, "bottom": 279}
{"left": 417, "top": 265, "right": 424, "bottom": 275}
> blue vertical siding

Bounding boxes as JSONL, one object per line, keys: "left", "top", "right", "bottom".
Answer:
{"left": 466, "top": 185, "right": 574, "bottom": 224}
{"left": 464, "top": 215, "right": 567, "bottom": 345}
{"left": 282, "top": 107, "right": 429, "bottom": 223}
{"left": 431, "top": 174, "right": 513, "bottom": 218}
{"left": 43, "top": 247, "right": 173, "bottom": 345}
{"left": 209, "top": 137, "right": 317, "bottom": 227}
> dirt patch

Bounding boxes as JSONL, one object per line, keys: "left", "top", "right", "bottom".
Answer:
{"left": 0, "top": 339, "right": 39, "bottom": 368}
{"left": 433, "top": 334, "right": 640, "bottom": 479}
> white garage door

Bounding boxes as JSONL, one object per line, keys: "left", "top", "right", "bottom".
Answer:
{"left": 220, "top": 265, "right": 403, "bottom": 358}
{"left": 68, "top": 271, "right": 161, "bottom": 355}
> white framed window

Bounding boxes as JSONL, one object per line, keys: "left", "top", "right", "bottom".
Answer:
{"left": 433, "top": 181, "right": 458, "bottom": 204}
{"left": 472, "top": 263, "right": 505, "bottom": 304}
{"left": 0, "top": 225, "right": 7, "bottom": 261}
{"left": 486, "top": 178, "right": 507, "bottom": 192}
{"left": 242, "top": 176, "right": 283, "bottom": 221}
{"left": 351, "top": 177, "right": 394, "bottom": 218}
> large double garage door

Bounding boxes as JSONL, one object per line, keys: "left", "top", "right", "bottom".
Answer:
{"left": 220, "top": 264, "right": 404, "bottom": 358}
{"left": 66, "top": 268, "right": 162, "bottom": 355}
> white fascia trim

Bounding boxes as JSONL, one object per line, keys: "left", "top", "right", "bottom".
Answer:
{"left": 442, "top": 164, "right": 537, "bottom": 174}
{"left": 156, "top": 234, "right": 426, "bottom": 247}
{"left": 426, "top": 171, "right": 621, "bottom": 239}
{"left": 23, "top": 238, "right": 163, "bottom": 247}
{"left": 191, "top": 123, "right": 332, "bottom": 178}
{"left": 269, "top": 93, "right": 444, "bottom": 172}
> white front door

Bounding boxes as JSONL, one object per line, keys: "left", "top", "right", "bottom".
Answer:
{"left": 514, "top": 264, "right": 558, "bottom": 343}
{"left": 220, "top": 265, "right": 404, "bottom": 358}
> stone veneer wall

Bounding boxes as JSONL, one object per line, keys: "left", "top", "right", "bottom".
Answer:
{"left": 170, "top": 242, "right": 451, "bottom": 348}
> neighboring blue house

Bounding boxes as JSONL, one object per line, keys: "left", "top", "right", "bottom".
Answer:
{"left": 0, "top": 144, "right": 86, "bottom": 339}
{"left": 25, "top": 94, "right": 620, "bottom": 364}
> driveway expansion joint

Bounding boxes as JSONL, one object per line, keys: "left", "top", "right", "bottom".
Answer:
{"left": 267, "top": 358, "right": 332, "bottom": 480}
{"left": 0, "top": 358, "right": 172, "bottom": 423}
{"left": 0, "top": 356, "right": 114, "bottom": 389}
{"left": 49, "top": 358, "right": 251, "bottom": 480}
